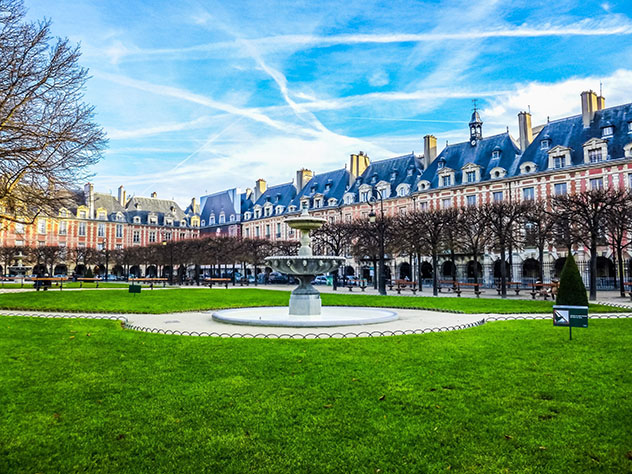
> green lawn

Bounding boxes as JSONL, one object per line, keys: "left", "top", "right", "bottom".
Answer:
{"left": 0, "top": 316, "right": 630, "bottom": 473}
{"left": 0, "top": 281, "right": 131, "bottom": 289}
{"left": 0, "top": 287, "right": 623, "bottom": 314}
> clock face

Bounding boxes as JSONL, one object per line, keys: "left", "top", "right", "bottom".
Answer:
{"left": 470, "top": 139, "right": 477, "bottom": 146}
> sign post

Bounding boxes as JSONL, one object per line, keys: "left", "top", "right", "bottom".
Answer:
{"left": 128, "top": 284, "right": 141, "bottom": 296}
{"left": 553, "top": 305, "right": 588, "bottom": 340}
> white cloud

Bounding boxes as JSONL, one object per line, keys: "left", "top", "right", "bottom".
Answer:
{"left": 368, "top": 70, "right": 389, "bottom": 87}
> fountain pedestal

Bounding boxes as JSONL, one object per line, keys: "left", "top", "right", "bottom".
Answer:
{"left": 289, "top": 275, "right": 321, "bottom": 315}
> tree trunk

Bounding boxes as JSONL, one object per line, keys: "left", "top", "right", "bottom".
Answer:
{"left": 372, "top": 258, "right": 378, "bottom": 290}
{"left": 432, "top": 251, "right": 438, "bottom": 296}
{"left": 499, "top": 246, "right": 507, "bottom": 298}
{"left": 450, "top": 249, "right": 457, "bottom": 286}
{"left": 417, "top": 252, "right": 423, "bottom": 292}
{"left": 538, "top": 244, "right": 545, "bottom": 283}
{"left": 617, "top": 245, "right": 625, "bottom": 297}
{"left": 589, "top": 238, "right": 598, "bottom": 301}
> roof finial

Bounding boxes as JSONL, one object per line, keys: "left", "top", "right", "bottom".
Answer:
{"left": 472, "top": 98, "right": 478, "bottom": 113}
{"left": 528, "top": 105, "right": 531, "bottom": 114}
{"left": 600, "top": 81, "right": 603, "bottom": 96}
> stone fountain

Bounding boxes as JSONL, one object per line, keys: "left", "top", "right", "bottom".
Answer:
{"left": 265, "top": 208, "right": 345, "bottom": 316}
{"left": 211, "top": 209, "right": 398, "bottom": 327}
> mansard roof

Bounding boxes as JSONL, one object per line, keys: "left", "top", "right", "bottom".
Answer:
{"left": 199, "top": 188, "right": 241, "bottom": 225}
{"left": 518, "top": 101, "right": 632, "bottom": 172}
{"left": 349, "top": 153, "right": 423, "bottom": 198}
{"left": 252, "top": 182, "right": 297, "bottom": 209}
{"left": 420, "top": 132, "right": 519, "bottom": 187}
{"left": 93, "top": 193, "right": 126, "bottom": 219}
{"left": 291, "top": 168, "right": 350, "bottom": 207}
{"left": 125, "top": 196, "right": 187, "bottom": 225}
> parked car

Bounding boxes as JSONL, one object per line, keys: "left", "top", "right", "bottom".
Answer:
{"left": 345, "top": 276, "right": 361, "bottom": 286}
{"left": 268, "top": 272, "right": 290, "bottom": 284}
{"left": 311, "top": 275, "right": 328, "bottom": 285}
{"left": 247, "top": 275, "right": 256, "bottom": 283}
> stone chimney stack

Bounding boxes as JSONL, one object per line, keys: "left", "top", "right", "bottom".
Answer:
{"left": 349, "top": 151, "right": 370, "bottom": 178}
{"left": 295, "top": 168, "right": 313, "bottom": 192}
{"left": 517, "top": 111, "right": 533, "bottom": 152}
{"left": 423, "top": 135, "right": 437, "bottom": 169}
{"left": 190, "top": 197, "right": 198, "bottom": 214}
{"left": 581, "top": 90, "right": 598, "bottom": 128}
{"left": 597, "top": 94, "right": 606, "bottom": 110}
{"left": 117, "top": 185, "right": 126, "bottom": 206}
{"left": 151, "top": 192, "right": 157, "bottom": 198}
{"left": 84, "top": 183, "right": 95, "bottom": 219}
{"left": 254, "top": 179, "right": 267, "bottom": 201}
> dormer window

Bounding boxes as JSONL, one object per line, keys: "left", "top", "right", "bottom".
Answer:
{"left": 328, "top": 198, "right": 337, "bottom": 206}
{"left": 219, "top": 213, "right": 225, "bottom": 224}
{"left": 519, "top": 162, "right": 537, "bottom": 175}
{"left": 407, "top": 166, "right": 414, "bottom": 177}
{"left": 98, "top": 211, "right": 107, "bottom": 220}
{"left": 390, "top": 171, "right": 397, "bottom": 180}
{"left": 288, "top": 205, "right": 297, "bottom": 212}
{"left": 396, "top": 184, "right": 409, "bottom": 197}
{"left": 588, "top": 148, "right": 603, "bottom": 163}
{"left": 466, "top": 171, "right": 476, "bottom": 183}
{"left": 201, "top": 220, "right": 206, "bottom": 226}
{"left": 490, "top": 167, "right": 507, "bottom": 179}
{"left": 180, "top": 220, "right": 186, "bottom": 227}
{"left": 553, "top": 156, "right": 566, "bottom": 168}
{"left": 210, "top": 214, "right": 216, "bottom": 225}
{"left": 602, "top": 126, "right": 614, "bottom": 137}
{"left": 628, "top": 122, "right": 632, "bottom": 133}
{"left": 133, "top": 216, "right": 141, "bottom": 224}
{"left": 166, "top": 218, "right": 173, "bottom": 226}
{"left": 275, "top": 205, "right": 283, "bottom": 215}
{"left": 437, "top": 160, "right": 445, "bottom": 170}
{"left": 540, "top": 139, "right": 551, "bottom": 150}
{"left": 343, "top": 193, "right": 354, "bottom": 205}
{"left": 441, "top": 175, "right": 452, "bottom": 187}
{"left": 360, "top": 191, "right": 369, "bottom": 202}
{"left": 149, "top": 215, "right": 158, "bottom": 225}
{"left": 230, "top": 215, "right": 235, "bottom": 222}
{"left": 492, "top": 148, "right": 501, "bottom": 159}
{"left": 417, "top": 180, "right": 430, "bottom": 191}
{"left": 244, "top": 212, "right": 252, "bottom": 220}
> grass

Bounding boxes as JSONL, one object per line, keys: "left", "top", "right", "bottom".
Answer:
{"left": 0, "top": 316, "right": 630, "bottom": 473}
{"left": 0, "top": 281, "right": 131, "bottom": 289}
{"left": 0, "top": 287, "right": 623, "bottom": 314}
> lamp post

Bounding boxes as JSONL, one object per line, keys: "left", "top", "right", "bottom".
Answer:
{"left": 101, "top": 238, "right": 109, "bottom": 281}
{"left": 161, "top": 231, "right": 174, "bottom": 285}
{"left": 368, "top": 189, "right": 387, "bottom": 296}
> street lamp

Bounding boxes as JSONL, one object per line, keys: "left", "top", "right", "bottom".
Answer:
{"left": 101, "top": 238, "right": 109, "bottom": 281}
{"left": 161, "top": 231, "right": 174, "bottom": 285}
{"left": 368, "top": 189, "right": 387, "bottom": 296}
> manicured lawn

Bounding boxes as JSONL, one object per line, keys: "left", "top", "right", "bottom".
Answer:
{"left": 0, "top": 316, "right": 630, "bottom": 473}
{"left": 0, "top": 281, "right": 130, "bottom": 289}
{"left": 0, "top": 287, "right": 623, "bottom": 314}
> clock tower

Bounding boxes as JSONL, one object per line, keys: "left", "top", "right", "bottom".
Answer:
{"left": 469, "top": 102, "right": 483, "bottom": 145}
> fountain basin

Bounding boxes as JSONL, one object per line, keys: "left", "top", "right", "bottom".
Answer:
{"left": 212, "top": 306, "right": 398, "bottom": 327}
{"left": 265, "top": 255, "right": 345, "bottom": 276}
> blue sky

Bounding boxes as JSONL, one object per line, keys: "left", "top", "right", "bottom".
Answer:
{"left": 25, "top": 0, "right": 632, "bottom": 205}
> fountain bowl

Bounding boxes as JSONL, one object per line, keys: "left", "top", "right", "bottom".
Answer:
{"left": 265, "top": 255, "right": 345, "bottom": 276}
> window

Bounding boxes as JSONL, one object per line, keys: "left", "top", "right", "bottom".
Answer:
{"left": 553, "top": 156, "right": 566, "bottom": 169}
{"left": 149, "top": 231, "right": 156, "bottom": 243}
{"left": 276, "top": 222, "right": 281, "bottom": 238}
{"left": 437, "top": 160, "right": 445, "bottom": 170}
{"left": 265, "top": 224, "right": 270, "bottom": 237}
{"left": 602, "top": 126, "right": 614, "bottom": 137}
{"left": 98, "top": 211, "right": 106, "bottom": 220}
{"left": 79, "top": 210, "right": 87, "bottom": 219}
{"left": 210, "top": 215, "right": 215, "bottom": 225}
{"left": 230, "top": 215, "right": 235, "bottom": 222}
{"left": 133, "top": 230, "right": 140, "bottom": 243}
{"left": 245, "top": 228, "right": 250, "bottom": 238}
{"left": 493, "top": 191, "right": 503, "bottom": 202}
{"left": 15, "top": 223, "right": 24, "bottom": 234}
{"left": 588, "top": 149, "right": 603, "bottom": 163}
{"left": 38, "top": 219, "right": 46, "bottom": 234}
{"left": 219, "top": 213, "right": 225, "bottom": 224}
{"left": 149, "top": 215, "right": 157, "bottom": 225}
{"left": 541, "top": 139, "right": 551, "bottom": 150}
{"left": 133, "top": 216, "right": 140, "bottom": 224}
{"left": 97, "top": 223, "right": 105, "bottom": 237}
{"left": 523, "top": 187, "right": 535, "bottom": 201}
{"left": 344, "top": 194, "right": 354, "bottom": 205}
{"left": 115, "top": 244, "right": 122, "bottom": 250}
{"left": 255, "top": 226, "right": 260, "bottom": 238}
{"left": 492, "top": 150, "right": 501, "bottom": 159}
{"left": 97, "top": 242, "right": 104, "bottom": 251}
{"left": 590, "top": 177, "right": 603, "bottom": 190}
{"left": 466, "top": 195, "right": 476, "bottom": 206}
{"left": 265, "top": 207, "right": 272, "bottom": 217}
{"left": 116, "top": 224, "right": 123, "bottom": 238}
{"left": 164, "top": 231, "right": 172, "bottom": 241}
{"left": 466, "top": 171, "right": 476, "bottom": 183}
{"left": 165, "top": 218, "right": 173, "bottom": 226}
{"left": 441, "top": 175, "right": 452, "bottom": 187}
{"left": 398, "top": 186, "right": 407, "bottom": 197}
{"left": 628, "top": 122, "right": 632, "bottom": 133}
{"left": 360, "top": 191, "right": 369, "bottom": 202}
{"left": 78, "top": 222, "right": 86, "bottom": 236}
{"left": 419, "top": 201, "right": 428, "bottom": 211}
{"left": 554, "top": 183, "right": 567, "bottom": 196}
{"left": 59, "top": 221, "right": 67, "bottom": 235}
{"left": 442, "top": 198, "right": 451, "bottom": 209}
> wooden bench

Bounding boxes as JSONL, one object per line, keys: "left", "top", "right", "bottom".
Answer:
{"left": 129, "top": 278, "right": 168, "bottom": 289}
{"left": 204, "top": 278, "right": 231, "bottom": 289}
{"left": 438, "top": 280, "right": 458, "bottom": 293}
{"left": 347, "top": 281, "right": 367, "bottom": 292}
{"left": 458, "top": 282, "right": 484, "bottom": 298}
{"left": 530, "top": 282, "right": 558, "bottom": 300}
{"left": 238, "top": 278, "right": 250, "bottom": 287}
{"left": 390, "top": 279, "right": 417, "bottom": 295}
{"left": 30, "top": 277, "right": 68, "bottom": 291}
{"left": 77, "top": 277, "right": 102, "bottom": 288}
{"left": 496, "top": 281, "right": 526, "bottom": 296}
{"left": 623, "top": 282, "right": 632, "bottom": 300}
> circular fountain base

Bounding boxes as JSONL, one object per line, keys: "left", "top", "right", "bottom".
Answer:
{"left": 212, "top": 307, "right": 398, "bottom": 327}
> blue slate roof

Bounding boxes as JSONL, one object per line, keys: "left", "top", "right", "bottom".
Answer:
{"left": 250, "top": 182, "right": 297, "bottom": 213}
{"left": 517, "top": 102, "right": 632, "bottom": 173}
{"left": 199, "top": 188, "right": 241, "bottom": 226}
{"left": 348, "top": 153, "right": 423, "bottom": 198}
{"left": 125, "top": 196, "right": 188, "bottom": 226}
{"left": 291, "top": 168, "right": 350, "bottom": 209}
{"left": 419, "top": 132, "right": 520, "bottom": 188}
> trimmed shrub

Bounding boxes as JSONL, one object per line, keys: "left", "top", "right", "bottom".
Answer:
{"left": 555, "top": 253, "right": 588, "bottom": 306}
{"left": 85, "top": 267, "right": 94, "bottom": 278}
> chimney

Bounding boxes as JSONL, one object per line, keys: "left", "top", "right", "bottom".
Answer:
{"left": 517, "top": 111, "right": 533, "bottom": 152}
{"left": 295, "top": 168, "right": 313, "bottom": 192}
{"left": 597, "top": 95, "right": 606, "bottom": 111}
{"left": 83, "top": 183, "right": 94, "bottom": 219}
{"left": 117, "top": 185, "right": 126, "bottom": 206}
{"left": 254, "top": 178, "right": 267, "bottom": 201}
{"left": 151, "top": 191, "right": 157, "bottom": 198}
{"left": 423, "top": 135, "right": 437, "bottom": 169}
{"left": 190, "top": 197, "right": 198, "bottom": 214}
{"left": 581, "top": 90, "right": 598, "bottom": 128}
{"left": 349, "top": 151, "right": 370, "bottom": 178}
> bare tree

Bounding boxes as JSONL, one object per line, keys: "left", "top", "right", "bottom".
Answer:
{"left": 604, "top": 190, "right": 632, "bottom": 297}
{"left": 0, "top": 0, "right": 107, "bottom": 224}
{"left": 312, "top": 221, "right": 354, "bottom": 290}
{"left": 480, "top": 201, "right": 528, "bottom": 298}
{"left": 553, "top": 189, "right": 617, "bottom": 301}
{"left": 455, "top": 206, "right": 489, "bottom": 286}
{"left": 524, "top": 200, "right": 557, "bottom": 282}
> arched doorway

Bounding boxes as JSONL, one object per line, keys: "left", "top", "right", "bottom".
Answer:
{"left": 345, "top": 265, "right": 355, "bottom": 276}
{"left": 493, "top": 260, "right": 511, "bottom": 280}
{"left": 554, "top": 257, "right": 566, "bottom": 278}
{"left": 94, "top": 265, "right": 105, "bottom": 276}
{"left": 522, "top": 258, "right": 540, "bottom": 281}
{"left": 421, "top": 262, "right": 433, "bottom": 279}
{"left": 441, "top": 260, "right": 456, "bottom": 279}
{"left": 33, "top": 263, "right": 47, "bottom": 276}
{"left": 129, "top": 265, "right": 141, "bottom": 278}
{"left": 399, "top": 262, "right": 411, "bottom": 280}
{"left": 53, "top": 264, "right": 67, "bottom": 276}
{"left": 466, "top": 261, "right": 482, "bottom": 280}
{"left": 596, "top": 256, "right": 615, "bottom": 289}
{"left": 74, "top": 264, "right": 86, "bottom": 277}
{"left": 112, "top": 265, "right": 124, "bottom": 278}
{"left": 146, "top": 265, "right": 157, "bottom": 278}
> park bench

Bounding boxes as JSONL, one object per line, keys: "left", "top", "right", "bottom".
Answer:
{"left": 31, "top": 277, "right": 67, "bottom": 291}
{"left": 346, "top": 280, "right": 367, "bottom": 292}
{"left": 238, "top": 277, "right": 250, "bottom": 287}
{"left": 623, "top": 282, "right": 632, "bottom": 301}
{"left": 438, "top": 280, "right": 458, "bottom": 293}
{"left": 390, "top": 279, "right": 417, "bottom": 295}
{"left": 496, "top": 281, "right": 526, "bottom": 296}
{"left": 77, "top": 277, "right": 102, "bottom": 288}
{"left": 129, "top": 278, "right": 168, "bottom": 289}
{"left": 0, "top": 277, "right": 26, "bottom": 288}
{"left": 530, "top": 282, "right": 558, "bottom": 300}
{"left": 204, "top": 277, "right": 231, "bottom": 289}
{"left": 458, "top": 282, "right": 484, "bottom": 298}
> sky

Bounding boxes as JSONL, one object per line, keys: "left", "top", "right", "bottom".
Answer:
{"left": 24, "top": 0, "right": 632, "bottom": 206}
